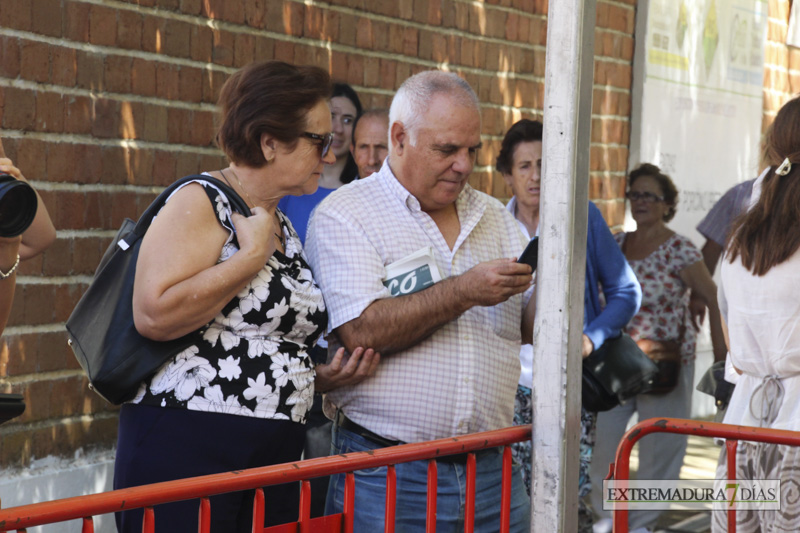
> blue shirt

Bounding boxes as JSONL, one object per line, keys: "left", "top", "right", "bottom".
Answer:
{"left": 278, "top": 187, "right": 336, "bottom": 245}
{"left": 507, "top": 198, "right": 641, "bottom": 386}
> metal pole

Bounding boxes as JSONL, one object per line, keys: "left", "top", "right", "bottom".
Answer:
{"left": 531, "top": 0, "right": 596, "bottom": 531}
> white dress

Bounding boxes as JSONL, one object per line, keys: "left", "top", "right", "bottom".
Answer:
{"left": 711, "top": 247, "right": 800, "bottom": 532}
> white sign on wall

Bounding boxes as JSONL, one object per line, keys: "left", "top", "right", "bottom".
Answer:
{"left": 629, "top": 0, "right": 767, "bottom": 244}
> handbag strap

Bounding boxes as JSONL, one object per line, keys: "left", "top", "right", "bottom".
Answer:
{"left": 119, "top": 174, "right": 252, "bottom": 250}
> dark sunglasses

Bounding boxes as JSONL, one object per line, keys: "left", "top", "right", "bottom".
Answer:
{"left": 301, "top": 132, "right": 334, "bottom": 158}
{"left": 625, "top": 191, "right": 664, "bottom": 204}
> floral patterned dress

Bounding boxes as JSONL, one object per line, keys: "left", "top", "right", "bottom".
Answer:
{"left": 130, "top": 179, "right": 327, "bottom": 424}
{"left": 614, "top": 232, "right": 701, "bottom": 365}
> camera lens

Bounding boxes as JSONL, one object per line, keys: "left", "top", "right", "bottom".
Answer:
{"left": 0, "top": 173, "right": 38, "bottom": 237}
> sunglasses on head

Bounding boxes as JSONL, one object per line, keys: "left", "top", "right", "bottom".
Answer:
{"left": 301, "top": 132, "right": 334, "bottom": 158}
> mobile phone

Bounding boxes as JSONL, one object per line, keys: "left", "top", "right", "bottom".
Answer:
{"left": 517, "top": 237, "right": 539, "bottom": 271}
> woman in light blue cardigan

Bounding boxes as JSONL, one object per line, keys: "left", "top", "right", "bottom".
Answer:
{"left": 497, "top": 119, "right": 641, "bottom": 533}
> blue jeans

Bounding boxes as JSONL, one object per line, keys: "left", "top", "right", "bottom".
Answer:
{"left": 324, "top": 423, "right": 531, "bottom": 533}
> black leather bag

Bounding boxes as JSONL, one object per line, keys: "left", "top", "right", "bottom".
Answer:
{"left": 582, "top": 333, "right": 659, "bottom": 412}
{"left": 66, "top": 175, "right": 251, "bottom": 405}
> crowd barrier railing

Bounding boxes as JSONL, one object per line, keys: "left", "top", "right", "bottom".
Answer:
{"left": 608, "top": 417, "right": 800, "bottom": 533}
{"left": 0, "top": 424, "right": 530, "bottom": 533}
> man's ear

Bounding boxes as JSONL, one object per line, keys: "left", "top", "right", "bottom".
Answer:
{"left": 260, "top": 133, "right": 277, "bottom": 162}
{"left": 390, "top": 122, "right": 407, "bottom": 155}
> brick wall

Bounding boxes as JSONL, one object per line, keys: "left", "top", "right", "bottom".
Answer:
{"left": 762, "top": 0, "right": 796, "bottom": 128}
{"left": 0, "top": 0, "right": 639, "bottom": 469}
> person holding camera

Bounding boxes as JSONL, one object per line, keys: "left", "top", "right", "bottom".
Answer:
{"left": 0, "top": 150, "right": 56, "bottom": 336}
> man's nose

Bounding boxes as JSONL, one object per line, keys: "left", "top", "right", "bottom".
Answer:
{"left": 368, "top": 147, "right": 380, "bottom": 164}
{"left": 452, "top": 149, "right": 474, "bottom": 174}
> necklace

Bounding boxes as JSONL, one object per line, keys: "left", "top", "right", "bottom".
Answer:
{"left": 220, "top": 168, "right": 284, "bottom": 250}
{"left": 224, "top": 168, "right": 255, "bottom": 208}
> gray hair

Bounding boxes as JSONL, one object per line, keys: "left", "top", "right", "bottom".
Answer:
{"left": 388, "top": 71, "right": 479, "bottom": 152}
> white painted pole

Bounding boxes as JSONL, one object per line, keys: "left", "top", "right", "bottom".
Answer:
{"left": 531, "top": 0, "right": 596, "bottom": 531}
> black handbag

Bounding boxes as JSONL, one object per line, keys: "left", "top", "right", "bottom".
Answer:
{"left": 582, "top": 332, "right": 659, "bottom": 412}
{"left": 66, "top": 175, "right": 251, "bottom": 405}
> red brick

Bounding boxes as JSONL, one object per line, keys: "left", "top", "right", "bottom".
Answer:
{"left": 153, "top": 150, "right": 178, "bottom": 186}
{"left": 212, "top": 29, "right": 235, "bottom": 66}
{"left": 202, "top": 69, "right": 227, "bottom": 104}
{"left": 89, "top": 5, "right": 117, "bottom": 46}
{"left": 337, "top": 13, "right": 357, "bottom": 47}
{"left": 130, "top": 58, "right": 156, "bottom": 96}
{"left": 201, "top": 0, "right": 224, "bottom": 19}
{"left": 163, "top": 19, "right": 192, "bottom": 58}
{"left": 175, "top": 152, "right": 200, "bottom": 180}
{"left": 31, "top": 0, "right": 62, "bottom": 36}
{"left": 50, "top": 46, "right": 77, "bottom": 87}
{"left": 20, "top": 40, "right": 50, "bottom": 83}
{"left": 46, "top": 142, "right": 84, "bottom": 183}
{"left": 3, "top": 87, "right": 35, "bottom": 130}
{"left": 167, "top": 108, "right": 193, "bottom": 145}
{"left": 91, "top": 98, "right": 120, "bottom": 139}
{"left": 104, "top": 55, "right": 133, "bottom": 94}
{"left": 111, "top": 191, "right": 140, "bottom": 225}
{"left": 75, "top": 51, "right": 104, "bottom": 91}
{"left": 254, "top": 36, "right": 274, "bottom": 61}
{"left": 101, "top": 147, "right": 129, "bottom": 186}
{"left": 0, "top": 37, "right": 21, "bottom": 78}
{"left": 117, "top": 10, "right": 143, "bottom": 50}
{"left": 34, "top": 92, "right": 65, "bottom": 133}
{"left": 273, "top": 40, "right": 294, "bottom": 63}
{"left": 63, "top": 95, "right": 92, "bottom": 134}
{"left": 191, "top": 111, "right": 214, "bottom": 147}
{"left": 155, "top": 63, "right": 180, "bottom": 99}
{"left": 233, "top": 33, "right": 256, "bottom": 67}
{"left": 141, "top": 15, "right": 166, "bottom": 54}
{"left": 120, "top": 100, "right": 141, "bottom": 140}
{"left": 0, "top": 0, "right": 32, "bottom": 31}
{"left": 63, "top": 0, "right": 89, "bottom": 41}
{"left": 244, "top": 0, "right": 268, "bottom": 28}
{"left": 346, "top": 55, "right": 364, "bottom": 86}
{"left": 72, "top": 235, "right": 106, "bottom": 275}
{"left": 142, "top": 104, "right": 168, "bottom": 143}
{"left": 283, "top": 2, "right": 305, "bottom": 36}
{"left": 190, "top": 25, "right": 213, "bottom": 62}
{"left": 129, "top": 147, "right": 155, "bottom": 186}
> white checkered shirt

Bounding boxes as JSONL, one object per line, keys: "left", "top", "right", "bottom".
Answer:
{"left": 305, "top": 161, "right": 531, "bottom": 443}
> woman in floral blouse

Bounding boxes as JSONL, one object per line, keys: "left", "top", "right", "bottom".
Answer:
{"left": 114, "top": 61, "right": 379, "bottom": 533}
{"left": 590, "top": 163, "right": 726, "bottom": 532}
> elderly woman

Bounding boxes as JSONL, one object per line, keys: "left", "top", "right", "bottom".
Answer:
{"left": 496, "top": 119, "right": 641, "bottom": 533}
{"left": 711, "top": 97, "right": 800, "bottom": 532}
{"left": 114, "top": 61, "right": 378, "bottom": 533}
{"left": 591, "top": 163, "right": 726, "bottom": 532}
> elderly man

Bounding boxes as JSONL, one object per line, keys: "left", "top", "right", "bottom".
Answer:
{"left": 350, "top": 108, "right": 389, "bottom": 178}
{"left": 306, "top": 71, "right": 533, "bottom": 532}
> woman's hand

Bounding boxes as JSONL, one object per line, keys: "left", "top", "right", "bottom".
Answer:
{"left": 315, "top": 347, "right": 380, "bottom": 393}
{"left": 231, "top": 206, "right": 276, "bottom": 267}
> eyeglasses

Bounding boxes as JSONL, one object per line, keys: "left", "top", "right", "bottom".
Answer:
{"left": 625, "top": 191, "right": 664, "bottom": 204}
{"left": 301, "top": 132, "right": 334, "bottom": 158}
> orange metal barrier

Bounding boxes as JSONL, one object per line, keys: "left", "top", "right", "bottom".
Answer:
{"left": 0, "top": 425, "right": 530, "bottom": 532}
{"left": 608, "top": 417, "right": 800, "bottom": 533}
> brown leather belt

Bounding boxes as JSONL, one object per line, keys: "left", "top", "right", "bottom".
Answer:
{"left": 334, "top": 411, "right": 491, "bottom": 465}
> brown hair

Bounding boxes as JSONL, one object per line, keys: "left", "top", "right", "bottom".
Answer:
{"left": 627, "top": 163, "right": 679, "bottom": 222}
{"left": 216, "top": 61, "right": 332, "bottom": 168}
{"left": 726, "top": 96, "right": 800, "bottom": 275}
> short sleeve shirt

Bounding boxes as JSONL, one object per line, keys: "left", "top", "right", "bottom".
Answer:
{"left": 614, "top": 232, "right": 702, "bottom": 364}
{"left": 305, "top": 161, "right": 531, "bottom": 443}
